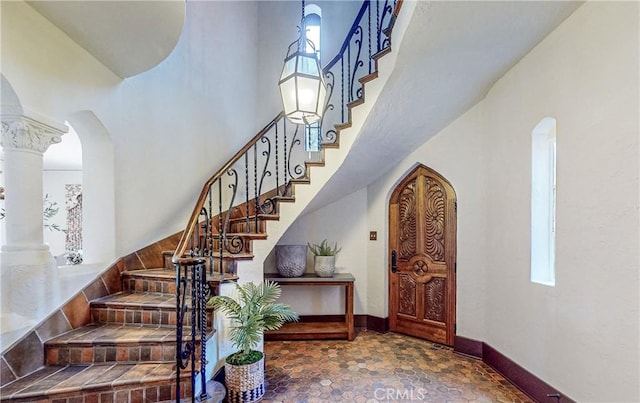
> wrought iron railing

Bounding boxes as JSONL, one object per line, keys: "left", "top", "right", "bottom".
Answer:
{"left": 174, "top": 0, "right": 401, "bottom": 400}
{"left": 320, "top": 0, "right": 399, "bottom": 143}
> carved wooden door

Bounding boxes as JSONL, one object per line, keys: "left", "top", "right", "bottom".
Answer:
{"left": 388, "top": 164, "right": 456, "bottom": 345}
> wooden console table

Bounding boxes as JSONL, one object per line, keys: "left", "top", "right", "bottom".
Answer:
{"left": 264, "top": 273, "right": 355, "bottom": 341}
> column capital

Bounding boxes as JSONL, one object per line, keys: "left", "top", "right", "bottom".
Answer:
{"left": 1, "top": 114, "right": 67, "bottom": 154}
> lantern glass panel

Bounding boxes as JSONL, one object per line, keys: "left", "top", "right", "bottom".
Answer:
{"left": 280, "top": 57, "right": 297, "bottom": 81}
{"left": 297, "top": 54, "right": 319, "bottom": 76}
{"left": 316, "top": 80, "right": 327, "bottom": 114}
{"left": 279, "top": 77, "right": 297, "bottom": 115}
{"left": 296, "top": 76, "right": 320, "bottom": 112}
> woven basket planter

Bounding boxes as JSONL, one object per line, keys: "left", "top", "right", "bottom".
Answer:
{"left": 225, "top": 355, "right": 265, "bottom": 403}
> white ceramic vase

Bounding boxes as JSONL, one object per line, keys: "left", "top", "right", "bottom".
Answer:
{"left": 314, "top": 255, "right": 336, "bottom": 277}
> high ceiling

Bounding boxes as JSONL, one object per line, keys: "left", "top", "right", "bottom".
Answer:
{"left": 23, "top": 0, "right": 582, "bottom": 198}
{"left": 304, "top": 1, "right": 582, "bottom": 214}
{"left": 27, "top": 1, "right": 185, "bottom": 78}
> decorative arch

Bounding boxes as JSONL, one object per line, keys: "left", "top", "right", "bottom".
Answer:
{"left": 66, "top": 111, "right": 115, "bottom": 264}
{"left": 1, "top": 74, "right": 23, "bottom": 115}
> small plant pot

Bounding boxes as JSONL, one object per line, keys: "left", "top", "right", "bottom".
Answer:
{"left": 314, "top": 255, "right": 336, "bottom": 277}
{"left": 225, "top": 355, "right": 265, "bottom": 402}
{"left": 275, "top": 245, "right": 307, "bottom": 277}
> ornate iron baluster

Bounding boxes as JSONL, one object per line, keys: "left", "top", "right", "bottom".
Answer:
{"left": 283, "top": 118, "right": 288, "bottom": 191}
{"left": 287, "top": 125, "right": 304, "bottom": 180}
{"left": 175, "top": 257, "right": 206, "bottom": 402}
{"left": 351, "top": 26, "right": 364, "bottom": 100}
{"left": 275, "top": 123, "right": 279, "bottom": 199}
{"left": 223, "top": 169, "right": 242, "bottom": 254}
{"left": 378, "top": 0, "right": 393, "bottom": 51}
{"left": 368, "top": 0, "right": 372, "bottom": 74}
{"left": 257, "top": 136, "right": 274, "bottom": 214}
{"left": 253, "top": 143, "right": 258, "bottom": 228}
{"left": 347, "top": 41, "right": 351, "bottom": 102}
{"left": 341, "top": 56, "right": 345, "bottom": 121}
{"left": 245, "top": 153, "right": 250, "bottom": 235}
{"left": 207, "top": 186, "right": 213, "bottom": 273}
{"left": 321, "top": 71, "right": 336, "bottom": 144}
{"left": 218, "top": 178, "right": 223, "bottom": 272}
{"left": 376, "top": 0, "right": 380, "bottom": 51}
{"left": 196, "top": 261, "right": 209, "bottom": 401}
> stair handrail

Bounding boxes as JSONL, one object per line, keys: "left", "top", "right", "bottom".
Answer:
{"left": 173, "top": 112, "right": 284, "bottom": 263}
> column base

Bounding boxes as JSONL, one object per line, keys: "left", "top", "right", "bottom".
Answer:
{"left": 1, "top": 245, "right": 57, "bottom": 321}
{"left": 1, "top": 244, "right": 55, "bottom": 268}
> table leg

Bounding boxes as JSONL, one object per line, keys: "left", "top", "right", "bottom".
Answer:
{"left": 346, "top": 282, "right": 354, "bottom": 340}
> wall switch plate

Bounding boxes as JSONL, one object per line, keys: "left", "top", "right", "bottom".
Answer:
{"left": 370, "top": 231, "right": 377, "bottom": 241}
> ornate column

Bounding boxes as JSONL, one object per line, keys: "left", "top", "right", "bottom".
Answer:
{"left": 1, "top": 113, "right": 67, "bottom": 267}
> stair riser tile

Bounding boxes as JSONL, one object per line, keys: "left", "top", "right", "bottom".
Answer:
{"left": 91, "top": 308, "right": 179, "bottom": 326}
{"left": 8, "top": 381, "right": 193, "bottom": 403}
{"left": 45, "top": 343, "right": 195, "bottom": 366}
{"left": 229, "top": 220, "right": 265, "bottom": 234}
{"left": 123, "top": 278, "right": 175, "bottom": 294}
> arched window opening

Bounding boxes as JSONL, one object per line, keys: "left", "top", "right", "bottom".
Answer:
{"left": 304, "top": 5, "right": 322, "bottom": 153}
{"left": 531, "top": 117, "right": 557, "bottom": 286}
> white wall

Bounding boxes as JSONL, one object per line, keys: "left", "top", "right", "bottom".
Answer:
{"left": 1, "top": 1, "right": 260, "bottom": 256}
{"left": 481, "top": 3, "right": 639, "bottom": 401}
{"left": 366, "top": 102, "right": 488, "bottom": 339}
{"left": 270, "top": 187, "right": 368, "bottom": 315}
{"left": 299, "top": 2, "right": 638, "bottom": 401}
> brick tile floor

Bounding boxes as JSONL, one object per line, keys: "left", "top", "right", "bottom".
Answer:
{"left": 262, "top": 331, "right": 532, "bottom": 402}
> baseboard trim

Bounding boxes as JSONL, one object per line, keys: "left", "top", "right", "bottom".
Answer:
{"left": 298, "top": 314, "right": 347, "bottom": 323}
{"left": 365, "top": 315, "right": 389, "bottom": 333}
{"left": 453, "top": 335, "right": 483, "bottom": 359}
{"left": 454, "top": 335, "right": 575, "bottom": 403}
{"left": 297, "top": 314, "right": 387, "bottom": 332}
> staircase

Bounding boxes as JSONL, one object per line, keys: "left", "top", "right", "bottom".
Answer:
{"left": 0, "top": 261, "right": 232, "bottom": 402}
{"left": 1, "top": 0, "right": 416, "bottom": 401}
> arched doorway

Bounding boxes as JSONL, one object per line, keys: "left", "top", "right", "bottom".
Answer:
{"left": 43, "top": 124, "right": 83, "bottom": 263}
{"left": 388, "top": 164, "right": 457, "bottom": 345}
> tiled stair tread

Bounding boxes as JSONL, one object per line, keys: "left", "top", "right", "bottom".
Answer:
{"left": 125, "top": 268, "right": 239, "bottom": 283}
{"left": 174, "top": 252, "right": 254, "bottom": 261}
{"left": 91, "top": 291, "right": 177, "bottom": 308}
{"left": 123, "top": 268, "right": 177, "bottom": 279}
{"left": 210, "top": 232, "right": 267, "bottom": 239}
{"left": 0, "top": 362, "right": 189, "bottom": 400}
{"left": 45, "top": 323, "right": 187, "bottom": 346}
{"left": 228, "top": 213, "right": 279, "bottom": 223}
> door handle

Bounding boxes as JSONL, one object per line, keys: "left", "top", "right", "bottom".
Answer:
{"left": 391, "top": 250, "right": 397, "bottom": 272}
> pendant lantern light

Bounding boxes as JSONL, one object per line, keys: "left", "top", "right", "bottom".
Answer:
{"left": 279, "top": 0, "right": 327, "bottom": 126}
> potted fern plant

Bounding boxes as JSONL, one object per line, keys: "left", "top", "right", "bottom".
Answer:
{"left": 208, "top": 280, "right": 298, "bottom": 402}
{"left": 308, "top": 239, "right": 341, "bottom": 277}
